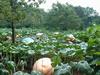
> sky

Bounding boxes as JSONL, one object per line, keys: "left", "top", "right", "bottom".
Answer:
{"left": 40, "top": 0, "right": 100, "bottom": 14}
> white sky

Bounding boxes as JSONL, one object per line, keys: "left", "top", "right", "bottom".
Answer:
{"left": 40, "top": 0, "right": 100, "bottom": 14}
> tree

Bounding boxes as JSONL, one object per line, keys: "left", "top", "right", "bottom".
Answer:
{"left": 20, "top": 6, "right": 45, "bottom": 28}
{"left": 0, "top": 0, "right": 45, "bottom": 43}
{"left": 74, "top": 6, "right": 99, "bottom": 29}
{"left": 45, "top": 2, "right": 82, "bottom": 30}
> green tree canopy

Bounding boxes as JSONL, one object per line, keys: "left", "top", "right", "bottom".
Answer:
{"left": 44, "top": 2, "right": 82, "bottom": 30}
{"left": 74, "top": 6, "right": 99, "bottom": 28}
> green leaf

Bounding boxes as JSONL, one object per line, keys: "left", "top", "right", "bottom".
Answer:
{"left": 13, "top": 71, "right": 23, "bottom": 75}
{"left": 31, "top": 70, "right": 43, "bottom": 75}
{"left": 13, "top": 71, "right": 30, "bottom": 75}
{"left": 73, "top": 61, "right": 93, "bottom": 74}
{"left": 0, "top": 69, "right": 9, "bottom": 75}
{"left": 90, "top": 58, "right": 100, "bottom": 65}
{"left": 27, "top": 50, "right": 35, "bottom": 55}
{"left": 96, "top": 70, "right": 100, "bottom": 75}
{"left": 94, "top": 52, "right": 100, "bottom": 56}
{"left": 0, "top": 63, "right": 4, "bottom": 69}
{"left": 5, "top": 61, "right": 16, "bottom": 71}
{"left": 52, "top": 55, "right": 61, "bottom": 67}
{"left": 54, "top": 63, "right": 72, "bottom": 75}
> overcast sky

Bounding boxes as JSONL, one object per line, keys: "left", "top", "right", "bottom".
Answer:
{"left": 40, "top": 0, "right": 100, "bottom": 14}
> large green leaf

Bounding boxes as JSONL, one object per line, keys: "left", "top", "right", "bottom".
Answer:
{"left": 0, "top": 63, "right": 4, "bottom": 69}
{"left": 13, "top": 71, "right": 30, "bottom": 75}
{"left": 73, "top": 61, "right": 93, "bottom": 74}
{"left": 54, "top": 63, "right": 72, "bottom": 75}
{"left": 31, "top": 70, "right": 43, "bottom": 75}
{"left": 0, "top": 69, "right": 9, "bottom": 75}
{"left": 96, "top": 70, "right": 100, "bottom": 75}
{"left": 90, "top": 58, "right": 100, "bottom": 65}
{"left": 5, "top": 61, "right": 16, "bottom": 71}
{"left": 52, "top": 55, "right": 62, "bottom": 67}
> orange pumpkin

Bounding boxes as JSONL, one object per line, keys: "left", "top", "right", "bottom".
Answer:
{"left": 33, "top": 58, "right": 54, "bottom": 75}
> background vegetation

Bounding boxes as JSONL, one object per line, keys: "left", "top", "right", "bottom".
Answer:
{"left": 0, "top": 0, "right": 100, "bottom": 30}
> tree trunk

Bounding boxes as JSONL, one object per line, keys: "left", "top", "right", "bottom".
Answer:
{"left": 10, "top": 0, "right": 16, "bottom": 43}
{"left": 11, "top": 20, "right": 15, "bottom": 43}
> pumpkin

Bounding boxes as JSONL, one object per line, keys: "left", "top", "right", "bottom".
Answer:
{"left": 67, "top": 34, "right": 75, "bottom": 42}
{"left": 33, "top": 58, "right": 54, "bottom": 75}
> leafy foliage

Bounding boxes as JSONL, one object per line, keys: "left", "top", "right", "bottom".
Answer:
{"left": 0, "top": 25, "right": 100, "bottom": 75}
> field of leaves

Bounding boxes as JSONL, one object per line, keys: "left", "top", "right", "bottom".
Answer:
{"left": 0, "top": 25, "right": 100, "bottom": 75}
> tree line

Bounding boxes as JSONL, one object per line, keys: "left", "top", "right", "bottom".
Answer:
{"left": 0, "top": 0, "right": 100, "bottom": 30}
